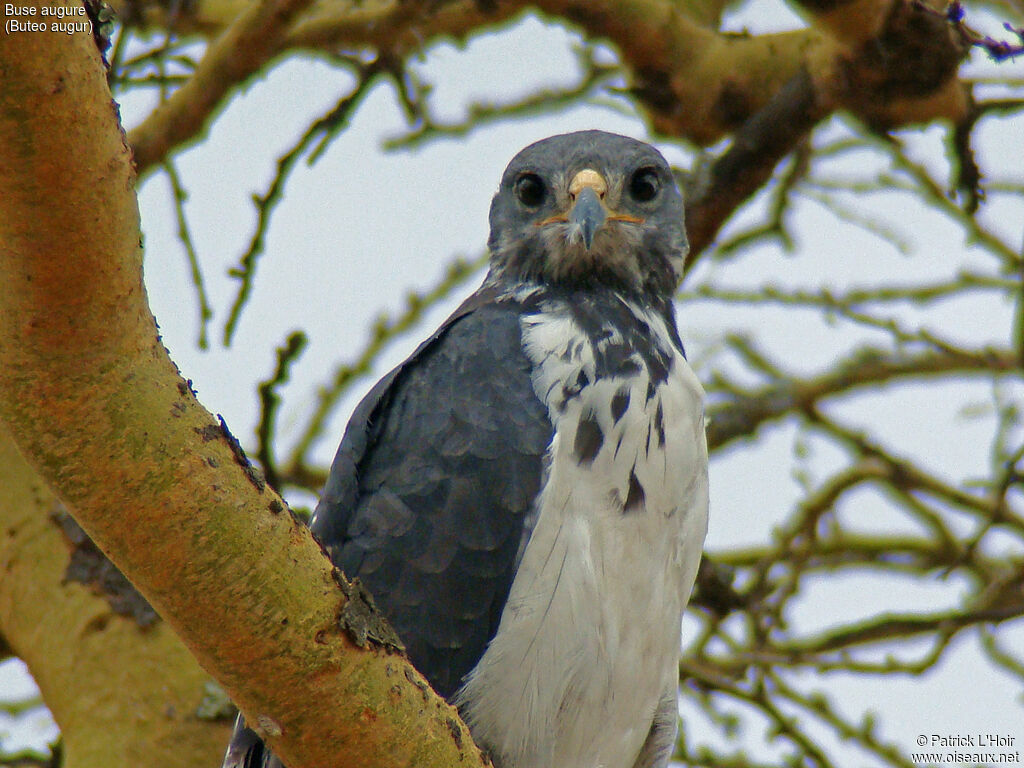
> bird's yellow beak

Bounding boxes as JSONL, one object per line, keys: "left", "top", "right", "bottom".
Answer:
{"left": 536, "top": 168, "right": 645, "bottom": 249}
{"left": 567, "top": 169, "right": 607, "bottom": 249}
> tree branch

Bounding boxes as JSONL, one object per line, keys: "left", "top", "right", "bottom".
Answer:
{"left": 256, "top": 331, "right": 309, "bottom": 493}
{"left": 0, "top": 17, "right": 482, "bottom": 768}
{"left": 0, "top": 426, "right": 231, "bottom": 767}
{"left": 706, "top": 344, "right": 1017, "bottom": 451}
{"left": 115, "top": 0, "right": 973, "bottom": 192}
{"left": 683, "top": 67, "right": 826, "bottom": 264}
{"left": 127, "top": 0, "right": 320, "bottom": 176}
{"left": 222, "top": 57, "right": 386, "bottom": 344}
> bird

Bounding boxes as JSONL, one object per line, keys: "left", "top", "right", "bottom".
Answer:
{"left": 222, "top": 129, "right": 709, "bottom": 768}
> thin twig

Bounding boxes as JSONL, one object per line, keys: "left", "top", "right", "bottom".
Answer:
{"left": 256, "top": 330, "right": 308, "bottom": 492}
{"left": 382, "top": 44, "right": 624, "bottom": 151}
{"left": 163, "top": 158, "right": 213, "bottom": 349}
{"left": 222, "top": 59, "right": 387, "bottom": 345}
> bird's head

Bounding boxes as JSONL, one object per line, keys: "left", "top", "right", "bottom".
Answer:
{"left": 487, "top": 130, "right": 688, "bottom": 298}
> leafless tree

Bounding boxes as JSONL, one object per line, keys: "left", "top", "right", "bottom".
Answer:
{"left": 1, "top": 1, "right": 1022, "bottom": 766}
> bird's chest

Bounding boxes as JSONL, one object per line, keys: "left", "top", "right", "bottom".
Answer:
{"left": 455, "top": 298, "right": 709, "bottom": 768}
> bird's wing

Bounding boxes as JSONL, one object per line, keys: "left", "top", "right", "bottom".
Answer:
{"left": 311, "top": 285, "right": 552, "bottom": 698}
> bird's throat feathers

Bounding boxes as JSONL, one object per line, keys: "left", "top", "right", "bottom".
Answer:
{"left": 489, "top": 222, "right": 683, "bottom": 299}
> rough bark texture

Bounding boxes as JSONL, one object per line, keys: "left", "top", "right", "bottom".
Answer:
{"left": 0, "top": 9, "right": 482, "bottom": 768}
{"left": 0, "top": 426, "right": 233, "bottom": 768}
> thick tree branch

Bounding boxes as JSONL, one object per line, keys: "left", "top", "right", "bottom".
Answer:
{"left": 116, "top": 0, "right": 970, "bottom": 183}
{"left": 0, "top": 426, "right": 231, "bottom": 768}
{"left": 683, "top": 67, "right": 826, "bottom": 264}
{"left": 0, "top": 15, "right": 482, "bottom": 768}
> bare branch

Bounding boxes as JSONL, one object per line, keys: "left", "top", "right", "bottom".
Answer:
{"left": 382, "top": 44, "right": 624, "bottom": 151}
{"left": 0, "top": 745, "right": 60, "bottom": 768}
{"left": 769, "top": 675, "right": 917, "bottom": 768}
{"left": 222, "top": 59, "right": 386, "bottom": 344}
{"left": 860, "top": 129, "right": 1021, "bottom": 267}
{"left": 0, "top": 695, "right": 43, "bottom": 717}
{"left": 128, "top": 0, "right": 320, "bottom": 175}
{"left": 706, "top": 343, "right": 1018, "bottom": 452}
{"left": 683, "top": 68, "right": 827, "bottom": 268}
{"left": 256, "top": 331, "right": 309, "bottom": 493}
{"left": 163, "top": 158, "right": 213, "bottom": 349}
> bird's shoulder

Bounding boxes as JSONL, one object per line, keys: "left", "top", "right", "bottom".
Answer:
{"left": 310, "top": 282, "right": 548, "bottom": 543}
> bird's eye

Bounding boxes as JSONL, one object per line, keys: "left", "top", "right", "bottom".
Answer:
{"left": 514, "top": 173, "right": 546, "bottom": 208}
{"left": 629, "top": 167, "right": 660, "bottom": 203}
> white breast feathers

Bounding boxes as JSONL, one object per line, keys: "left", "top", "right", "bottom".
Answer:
{"left": 454, "top": 295, "right": 709, "bottom": 768}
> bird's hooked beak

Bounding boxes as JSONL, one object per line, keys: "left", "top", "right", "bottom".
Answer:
{"left": 537, "top": 168, "right": 644, "bottom": 250}
{"left": 567, "top": 169, "right": 607, "bottom": 250}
